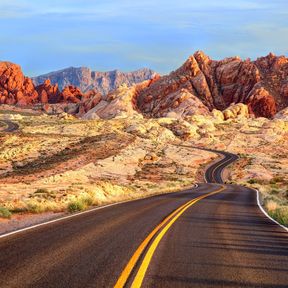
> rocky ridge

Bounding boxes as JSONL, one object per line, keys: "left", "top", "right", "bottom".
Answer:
{"left": 1, "top": 52, "right": 288, "bottom": 119}
{"left": 136, "top": 51, "right": 288, "bottom": 118}
{"left": 33, "top": 67, "right": 157, "bottom": 94}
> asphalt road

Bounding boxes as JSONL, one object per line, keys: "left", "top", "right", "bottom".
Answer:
{"left": 0, "top": 148, "right": 287, "bottom": 288}
{"left": 201, "top": 149, "right": 239, "bottom": 184}
{"left": 0, "top": 119, "right": 19, "bottom": 132}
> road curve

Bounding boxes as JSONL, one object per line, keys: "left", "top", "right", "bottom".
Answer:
{"left": 203, "top": 149, "right": 239, "bottom": 184}
{"left": 0, "top": 147, "right": 287, "bottom": 288}
{"left": 0, "top": 119, "right": 19, "bottom": 132}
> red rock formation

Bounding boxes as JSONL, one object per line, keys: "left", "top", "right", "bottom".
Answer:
{"left": 61, "top": 85, "right": 83, "bottom": 103}
{"left": 35, "top": 79, "right": 61, "bottom": 104}
{"left": 79, "top": 90, "right": 102, "bottom": 114}
{"left": 0, "top": 62, "right": 38, "bottom": 105}
{"left": 136, "top": 51, "right": 288, "bottom": 118}
{"left": 247, "top": 87, "right": 277, "bottom": 118}
{"left": 0, "top": 61, "right": 102, "bottom": 112}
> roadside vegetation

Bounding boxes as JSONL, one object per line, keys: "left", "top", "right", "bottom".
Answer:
{"left": 234, "top": 173, "right": 288, "bottom": 226}
{"left": 0, "top": 111, "right": 215, "bottom": 222}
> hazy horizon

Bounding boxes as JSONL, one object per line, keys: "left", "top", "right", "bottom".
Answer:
{"left": 0, "top": 0, "right": 287, "bottom": 76}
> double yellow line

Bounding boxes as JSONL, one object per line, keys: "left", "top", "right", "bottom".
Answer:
{"left": 207, "top": 156, "right": 233, "bottom": 183}
{"left": 114, "top": 186, "right": 225, "bottom": 288}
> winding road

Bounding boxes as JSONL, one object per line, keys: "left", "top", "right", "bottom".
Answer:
{"left": 0, "top": 119, "right": 19, "bottom": 132}
{"left": 0, "top": 145, "right": 287, "bottom": 288}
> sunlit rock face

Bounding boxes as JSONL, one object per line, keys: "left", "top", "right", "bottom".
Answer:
{"left": 136, "top": 51, "right": 288, "bottom": 118}
{"left": 0, "top": 62, "right": 38, "bottom": 105}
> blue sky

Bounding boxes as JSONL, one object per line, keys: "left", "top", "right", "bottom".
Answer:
{"left": 0, "top": 0, "right": 287, "bottom": 76}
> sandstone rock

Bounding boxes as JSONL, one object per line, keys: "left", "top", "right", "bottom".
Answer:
{"left": 126, "top": 123, "right": 147, "bottom": 135}
{"left": 35, "top": 79, "right": 61, "bottom": 104}
{"left": 162, "top": 120, "right": 199, "bottom": 140}
{"left": 274, "top": 107, "right": 288, "bottom": 120}
{"left": 247, "top": 88, "right": 276, "bottom": 118}
{"left": 223, "top": 103, "right": 249, "bottom": 120}
{"left": 281, "top": 82, "right": 288, "bottom": 98}
{"left": 144, "top": 152, "right": 158, "bottom": 161}
{"left": 61, "top": 85, "right": 83, "bottom": 103}
{"left": 58, "top": 112, "right": 75, "bottom": 120}
{"left": 0, "top": 62, "right": 38, "bottom": 105}
{"left": 212, "top": 109, "right": 224, "bottom": 121}
{"left": 136, "top": 51, "right": 288, "bottom": 118}
{"left": 82, "top": 80, "right": 153, "bottom": 119}
{"left": 80, "top": 90, "right": 102, "bottom": 113}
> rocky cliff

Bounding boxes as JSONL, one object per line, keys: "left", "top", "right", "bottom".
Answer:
{"left": 136, "top": 51, "right": 288, "bottom": 118}
{"left": 33, "top": 67, "right": 157, "bottom": 95}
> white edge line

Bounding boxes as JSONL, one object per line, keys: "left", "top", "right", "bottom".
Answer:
{"left": 254, "top": 188, "right": 288, "bottom": 233}
{"left": 0, "top": 184, "right": 199, "bottom": 239}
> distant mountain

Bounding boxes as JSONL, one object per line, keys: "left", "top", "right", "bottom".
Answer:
{"left": 32, "top": 67, "right": 157, "bottom": 95}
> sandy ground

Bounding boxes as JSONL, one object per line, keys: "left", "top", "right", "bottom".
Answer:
{"left": 1, "top": 104, "right": 287, "bottom": 230}
{"left": 0, "top": 110, "right": 216, "bottom": 233}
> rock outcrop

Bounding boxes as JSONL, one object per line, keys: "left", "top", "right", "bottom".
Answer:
{"left": 0, "top": 62, "right": 104, "bottom": 113}
{"left": 136, "top": 51, "right": 288, "bottom": 118}
{"left": 35, "top": 79, "right": 61, "bottom": 104}
{"left": 222, "top": 103, "right": 249, "bottom": 120}
{"left": 274, "top": 107, "right": 288, "bottom": 120}
{"left": 33, "top": 67, "right": 157, "bottom": 94}
{"left": 83, "top": 79, "right": 155, "bottom": 120}
{"left": 0, "top": 62, "right": 38, "bottom": 105}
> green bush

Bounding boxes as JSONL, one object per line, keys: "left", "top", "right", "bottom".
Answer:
{"left": 268, "top": 207, "right": 288, "bottom": 226}
{"left": 82, "top": 195, "right": 93, "bottom": 206}
{"left": 67, "top": 200, "right": 86, "bottom": 213}
{"left": 26, "top": 201, "right": 45, "bottom": 213}
{"left": 270, "top": 176, "right": 284, "bottom": 184}
{"left": 0, "top": 207, "right": 12, "bottom": 219}
{"left": 270, "top": 189, "right": 280, "bottom": 195}
{"left": 35, "top": 188, "right": 49, "bottom": 194}
{"left": 247, "top": 178, "right": 258, "bottom": 184}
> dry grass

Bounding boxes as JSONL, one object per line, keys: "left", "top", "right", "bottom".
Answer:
{"left": 265, "top": 200, "right": 279, "bottom": 212}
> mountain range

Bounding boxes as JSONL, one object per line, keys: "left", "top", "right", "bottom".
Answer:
{"left": 1, "top": 51, "right": 288, "bottom": 118}
{"left": 32, "top": 67, "right": 156, "bottom": 95}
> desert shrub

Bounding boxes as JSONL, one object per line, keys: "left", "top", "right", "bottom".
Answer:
{"left": 0, "top": 207, "right": 12, "bottom": 219}
{"left": 247, "top": 178, "right": 258, "bottom": 184}
{"left": 81, "top": 194, "right": 94, "bottom": 206}
{"left": 238, "top": 153, "right": 248, "bottom": 158}
{"left": 25, "top": 199, "right": 62, "bottom": 213}
{"left": 32, "top": 188, "right": 57, "bottom": 200}
{"left": 265, "top": 200, "right": 279, "bottom": 212}
{"left": 26, "top": 201, "right": 46, "bottom": 213}
{"left": 270, "top": 176, "right": 285, "bottom": 184}
{"left": 67, "top": 199, "right": 86, "bottom": 213}
{"left": 268, "top": 207, "right": 288, "bottom": 226}
{"left": 35, "top": 188, "right": 49, "bottom": 194}
{"left": 270, "top": 188, "right": 280, "bottom": 195}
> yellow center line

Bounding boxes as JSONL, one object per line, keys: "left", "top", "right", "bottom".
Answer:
{"left": 114, "top": 186, "right": 224, "bottom": 288}
{"left": 208, "top": 157, "right": 232, "bottom": 182}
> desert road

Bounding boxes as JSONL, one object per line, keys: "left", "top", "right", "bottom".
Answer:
{"left": 0, "top": 148, "right": 287, "bottom": 287}
{"left": 0, "top": 119, "right": 19, "bottom": 132}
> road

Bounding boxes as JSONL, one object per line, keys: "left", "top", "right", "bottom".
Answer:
{"left": 0, "top": 119, "right": 19, "bottom": 132}
{"left": 0, "top": 148, "right": 287, "bottom": 287}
